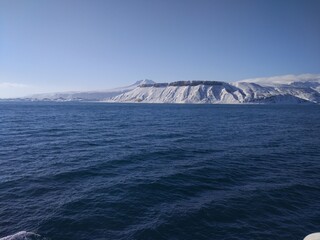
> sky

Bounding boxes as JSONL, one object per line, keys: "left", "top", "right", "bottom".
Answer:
{"left": 0, "top": 0, "right": 320, "bottom": 98}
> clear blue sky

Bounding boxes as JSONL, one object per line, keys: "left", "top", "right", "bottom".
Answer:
{"left": 0, "top": 0, "right": 319, "bottom": 97}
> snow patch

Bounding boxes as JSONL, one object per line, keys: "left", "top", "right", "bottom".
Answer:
{"left": 109, "top": 80, "right": 320, "bottom": 104}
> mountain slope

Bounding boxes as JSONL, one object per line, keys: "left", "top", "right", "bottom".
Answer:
{"left": 111, "top": 81, "right": 244, "bottom": 104}
{"left": 109, "top": 78, "right": 320, "bottom": 104}
{"left": 236, "top": 74, "right": 320, "bottom": 103}
{"left": 28, "top": 79, "right": 155, "bottom": 101}
{"left": 238, "top": 73, "right": 320, "bottom": 86}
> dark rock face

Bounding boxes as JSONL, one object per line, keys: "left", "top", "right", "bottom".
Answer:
{"left": 114, "top": 80, "right": 320, "bottom": 104}
{"left": 248, "top": 94, "right": 312, "bottom": 104}
{"left": 139, "top": 80, "right": 224, "bottom": 88}
{"left": 139, "top": 83, "right": 169, "bottom": 87}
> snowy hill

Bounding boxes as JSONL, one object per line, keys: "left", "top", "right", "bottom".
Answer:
{"left": 111, "top": 81, "right": 244, "bottom": 104}
{"left": 109, "top": 75, "right": 320, "bottom": 104}
{"left": 18, "top": 74, "right": 320, "bottom": 104}
{"left": 28, "top": 79, "right": 155, "bottom": 101}
{"left": 238, "top": 73, "right": 320, "bottom": 87}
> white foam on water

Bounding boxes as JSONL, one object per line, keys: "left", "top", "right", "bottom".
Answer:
{"left": 0, "top": 231, "right": 42, "bottom": 240}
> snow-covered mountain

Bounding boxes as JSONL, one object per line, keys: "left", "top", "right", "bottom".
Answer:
{"left": 238, "top": 73, "right": 320, "bottom": 87}
{"left": 109, "top": 75, "right": 320, "bottom": 104}
{"left": 18, "top": 74, "right": 320, "bottom": 104}
{"left": 28, "top": 79, "right": 155, "bottom": 101}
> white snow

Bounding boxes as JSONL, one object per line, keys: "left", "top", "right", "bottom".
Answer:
{"left": 18, "top": 74, "right": 320, "bottom": 104}
{"left": 238, "top": 73, "right": 320, "bottom": 87}
{"left": 28, "top": 79, "right": 155, "bottom": 101}
{"left": 109, "top": 78, "right": 320, "bottom": 104}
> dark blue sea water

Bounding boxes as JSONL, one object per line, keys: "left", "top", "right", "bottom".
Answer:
{"left": 0, "top": 102, "right": 319, "bottom": 240}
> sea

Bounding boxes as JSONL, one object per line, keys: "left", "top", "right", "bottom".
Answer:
{"left": 0, "top": 102, "right": 319, "bottom": 240}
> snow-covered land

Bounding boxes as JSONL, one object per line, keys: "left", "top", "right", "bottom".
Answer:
{"left": 28, "top": 79, "right": 155, "bottom": 101}
{"left": 13, "top": 74, "right": 320, "bottom": 104}
{"left": 109, "top": 74, "right": 320, "bottom": 104}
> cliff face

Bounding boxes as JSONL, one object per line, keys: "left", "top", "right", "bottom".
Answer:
{"left": 23, "top": 74, "right": 320, "bottom": 104}
{"left": 110, "top": 80, "right": 320, "bottom": 104}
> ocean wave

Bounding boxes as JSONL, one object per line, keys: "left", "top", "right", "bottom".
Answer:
{"left": 0, "top": 231, "right": 44, "bottom": 240}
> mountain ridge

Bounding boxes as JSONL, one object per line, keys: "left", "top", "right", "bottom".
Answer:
{"left": 25, "top": 79, "right": 155, "bottom": 101}
{"left": 4, "top": 74, "right": 320, "bottom": 104}
{"left": 109, "top": 75, "right": 320, "bottom": 104}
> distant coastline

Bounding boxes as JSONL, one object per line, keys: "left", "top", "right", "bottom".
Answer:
{"left": 2, "top": 74, "right": 320, "bottom": 105}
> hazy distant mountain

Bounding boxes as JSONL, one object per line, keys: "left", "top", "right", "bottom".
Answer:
{"left": 28, "top": 79, "right": 155, "bottom": 101}
{"left": 238, "top": 73, "right": 320, "bottom": 87}
{"left": 109, "top": 75, "right": 320, "bottom": 104}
